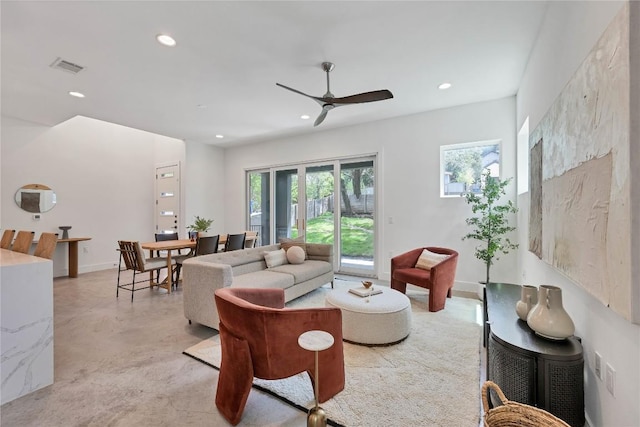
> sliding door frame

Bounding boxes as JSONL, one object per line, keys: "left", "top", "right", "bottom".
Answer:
{"left": 246, "top": 153, "right": 378, "bottom": 278}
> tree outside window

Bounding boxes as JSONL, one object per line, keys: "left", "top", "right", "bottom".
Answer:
{"left": 441, "top": 140, "right": 501, "bottom": 196}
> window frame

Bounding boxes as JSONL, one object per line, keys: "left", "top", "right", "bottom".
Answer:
{"left": 439, "top": 139, "right": 502, "bottom": 198}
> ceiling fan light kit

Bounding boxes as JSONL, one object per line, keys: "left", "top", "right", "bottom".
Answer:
{"left": 277, "top": 61, "right": 393, "bottom": 127}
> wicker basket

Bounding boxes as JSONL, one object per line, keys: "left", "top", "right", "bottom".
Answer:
{"left": 482, "top": 381, "right": 571, "bottom": 427}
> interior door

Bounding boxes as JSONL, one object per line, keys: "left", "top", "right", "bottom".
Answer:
{"left": 155, "top": 163, "right": 181, "bottom": 235}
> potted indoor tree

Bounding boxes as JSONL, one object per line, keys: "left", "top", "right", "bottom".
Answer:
{"left": 187, "top": 216, "right": 214, "bottom": 240}
{"left": 462, "top": 170, "right": 518, "bottom": 284}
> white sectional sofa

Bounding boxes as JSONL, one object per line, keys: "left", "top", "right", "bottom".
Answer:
{"left": 181, "top": 243, "right": 334, "bottom": 330}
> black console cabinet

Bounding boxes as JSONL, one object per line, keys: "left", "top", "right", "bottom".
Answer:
{"left": 484, "top": 283, "right": 585, "bottom": 427}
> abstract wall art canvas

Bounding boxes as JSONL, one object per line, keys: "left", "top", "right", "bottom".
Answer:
{"left": 529, "top": 4, "right": 635, "bottom": 321}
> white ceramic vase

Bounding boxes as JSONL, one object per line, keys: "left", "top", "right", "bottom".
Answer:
{"left": 527, "top": 285, "right": 575, "bottom": 340}
{"left": 515, "top": 285, "right": 538, "bottom": 321}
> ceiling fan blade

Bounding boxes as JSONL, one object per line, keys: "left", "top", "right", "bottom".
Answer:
{"left": 314, "top": 104, "right": 333, "bottom": 127}
{"left": 276, "top": 83, "right": 324, "bottom": 105}
{"left": 332, "top": 90, "right": 394, "bottom": 105}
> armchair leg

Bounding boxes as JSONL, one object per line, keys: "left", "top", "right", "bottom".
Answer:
{"left": 216, "top": 324, "right": 254, "bottom": 426}
{"left": 390, "top": 278, "right": 407, "bottom": 294}
{"left": 428, "top": 284, "right": 448, "bottom": 312}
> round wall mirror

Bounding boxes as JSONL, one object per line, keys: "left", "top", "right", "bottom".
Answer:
{"left": 15, "top": 184, "right": 57, "bottom": 213}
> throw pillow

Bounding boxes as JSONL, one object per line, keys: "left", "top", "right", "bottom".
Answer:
{"left": 279, "top": 236, "right": 307, "bottom": 259}
{"left": 286, "top": 246, "right": 306, "bottom": 264}
{"left": 415, "top": 249, "right": 450, "bottom": 271}
{"left": 264, "top": 249, "right": 288, "bottom": 268}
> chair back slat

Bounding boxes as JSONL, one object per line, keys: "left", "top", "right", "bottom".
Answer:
{"left": 118, "top": 240, "right": 145, "bottom": 272}
{"left": 1, "top": 229, "right": 16, "bottom": 249}
{"left": 34, "top": 232, "right": 58, "bottom": 259}
{"left": 11, "top": 230, "right": 35, "bottom": 254}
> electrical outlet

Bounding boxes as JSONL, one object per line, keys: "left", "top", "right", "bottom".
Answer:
{"left": 83, "top": 247, "right": 89, "bottom": 254}
{"left": 606, "top": 363, "right": 616, "bottom": 396}
{"left": 595, "top": 351, "right": 603, "bottom": 380}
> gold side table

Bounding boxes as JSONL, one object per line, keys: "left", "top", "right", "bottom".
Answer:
{"left": 298, "top": 330, "right": 335, "bottom": 427}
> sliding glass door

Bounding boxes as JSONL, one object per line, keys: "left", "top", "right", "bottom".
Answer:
{"left": 339, "top": 159, "right": 375, "bottom": 275}
{"left": 274, "top": 168, "right": 299, "bottom": 241}
{"left": 247, "top": 156, "right": 376, "bottom": 277}
{"left": 247, "top": 170, "right": 270, "bottom": 246}
{"left": 304, "top": 164, "right": 335, "bottom": 245}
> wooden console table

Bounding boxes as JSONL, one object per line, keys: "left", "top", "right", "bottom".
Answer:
{"left": 57, "top": 237, "right": 91, "bottom": 277}
{"left": 484, "top": 282, "right": 585, "bottom": 426}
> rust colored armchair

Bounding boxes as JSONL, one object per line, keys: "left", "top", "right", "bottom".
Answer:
{"left": 214, "top": 287, "right": 344, "bottom": 425}
{"left": 391, "top": 247, "right": 459, "bottom": 312}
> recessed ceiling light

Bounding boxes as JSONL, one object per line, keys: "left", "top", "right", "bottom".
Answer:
{"left": 215, "top": 134, "right": 224, "bottom": 139}
{"left": 300, "top": 115, "right": 310, "bottom": 120}
{"left": 438, "top": 82, "right": 452, "bottom": 90}
{"left": 156, "top": 34, "right": 176, "bottom": 47}
{"left": 68, "top": 91, "right": 85, "bottom": 98}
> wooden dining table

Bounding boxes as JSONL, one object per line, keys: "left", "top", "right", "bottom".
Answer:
{"left": 140, "top": 239, "right": 196, "bottom": 293}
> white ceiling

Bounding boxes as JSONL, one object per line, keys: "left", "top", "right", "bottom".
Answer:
{"left": 1, "top": 1, "right": 548, "bottom": 147}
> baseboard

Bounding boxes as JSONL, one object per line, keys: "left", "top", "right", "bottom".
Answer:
{"left": 53, "top": 262, "right": 115, "bottom": 278}
{"left": 452, "top": 289, "right": 480, "bottom": 300}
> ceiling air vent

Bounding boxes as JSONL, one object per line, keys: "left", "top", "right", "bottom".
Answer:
{"left": 49, "top": 57, "right": 85, "bottom": 74}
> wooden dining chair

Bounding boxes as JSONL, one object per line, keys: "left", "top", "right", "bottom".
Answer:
{"left": 117, "top": 240, "right": 176, "bottom": 301}
{"left": 11, "top": 230, "right": 35, "bottom": 254}
{"left": 154, "top": 232, "right": 180, "bottom": 282}
{"left": 244, "top": 231, "right": 259, "bottom": 248}
{"left": 1, "top": 229, "right": 15, "bottom": 249}
{"left": 224, "top": 233, "right": 246, "bottom": 252}
{"left": 175, "top": 234, "right": 220, "bottom": 284}
{"left": 196, "top": 235, "right": 220, "bottom": 256}
{"left": 33, "top": 232, "right": 59, "bottom": 259}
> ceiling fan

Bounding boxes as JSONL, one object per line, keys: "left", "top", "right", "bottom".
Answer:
{"left": 277, "top": 62, "right": 394, "bottom": 127}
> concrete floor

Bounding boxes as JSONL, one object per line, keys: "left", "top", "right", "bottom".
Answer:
{"left": 0, "top": 269, "right": 306, "bottom": 427}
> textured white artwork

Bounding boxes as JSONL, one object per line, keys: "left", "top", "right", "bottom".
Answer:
{"left": 529, "top": 4, "right": 632, "bottom": 320}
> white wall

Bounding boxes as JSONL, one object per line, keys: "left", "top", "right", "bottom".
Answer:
{"left": 516, "top": 1, "right": 639, "bottom": 426}
{"left": 222, "top": 96, "right": 518, "bottom": 293}
{"left": 184, "top": 140, "right": 226, "bottom": 236}
{"left": 1, "top": 115, "right": 185, "bottom": 276}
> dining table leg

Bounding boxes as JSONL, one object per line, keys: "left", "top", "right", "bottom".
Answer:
{"left": 164, "top": 251, "right": 173, "bottom": 294}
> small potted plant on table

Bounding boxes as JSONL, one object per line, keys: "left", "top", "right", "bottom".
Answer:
{"left": 187, "top": 216, "right": 214, "bottom": 240}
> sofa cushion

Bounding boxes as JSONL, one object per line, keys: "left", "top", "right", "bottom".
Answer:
{"left": 393, "top": 267, "right": 431, "bottom": 284}
{"left": 269, "top": 260, "right": 332, "bottom": 284}
{"left": 198, "top": 244, "right": 280, "bottom": 267}
{"left": 279, "top": 236, "right": 307, "bottom": 259}
{"left": 415, "top": 249, "right": 451, "bottom": 271}
{"left": 231, "top": 270, "right": 295, "bottom": 289}
{"left": 264, "top": 249, "right": 288, "bottom": 268}
{"left": 286, "top": 246, "right": 306, "bottom": 264}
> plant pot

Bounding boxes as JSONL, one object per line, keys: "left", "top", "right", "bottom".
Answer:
{"left": 527, "top": 285, "right": 575, "bottom": 340}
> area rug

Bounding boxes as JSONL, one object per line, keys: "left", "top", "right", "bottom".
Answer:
{"left": 184, "top": 282, "right": 481, "bottom": 426}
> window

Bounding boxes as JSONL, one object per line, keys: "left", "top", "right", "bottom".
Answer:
{"left": 517, "top": 117, "right": 529, "bottom": 195}
{"left": 440, "top": 139, "right": 501, "bottom": 197}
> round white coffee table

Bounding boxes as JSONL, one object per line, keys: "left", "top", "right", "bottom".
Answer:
{"left": 325, "top": 286, "right": 411, "bottom": 345}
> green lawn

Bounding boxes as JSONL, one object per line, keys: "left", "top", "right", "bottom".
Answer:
{"left": 298, "top": 213, "right": 373, "bottom": 257}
